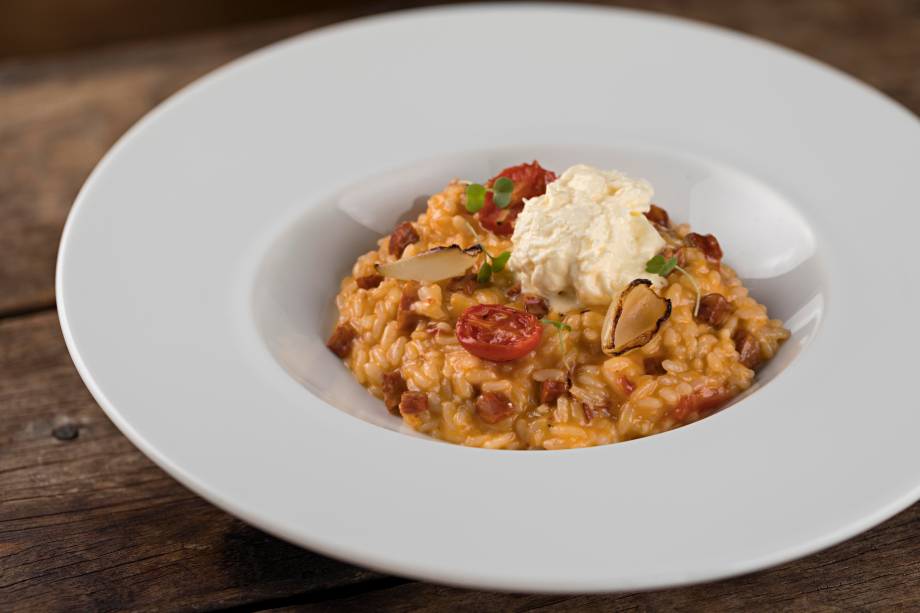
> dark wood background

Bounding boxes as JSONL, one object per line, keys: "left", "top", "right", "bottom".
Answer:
{"left": 0, "top": 0, "right": 402, "bottom": 59}
{"left": 2, "top": 1, "right": 920, "bottom": 610}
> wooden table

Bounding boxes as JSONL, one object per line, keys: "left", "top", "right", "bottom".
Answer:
{"left": 2, "top": 2, "right": 919, "bottom": 610}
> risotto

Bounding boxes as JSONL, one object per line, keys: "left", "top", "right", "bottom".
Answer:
{"left": 327, "top": 162, "right": 788, "bottom": 450}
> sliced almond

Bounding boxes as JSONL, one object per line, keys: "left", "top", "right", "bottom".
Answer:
{"left": 601, "top": 279, "right": 671, "bottom": 356}
{"left": 376, "top": 244, "right": 483, "bottom": 282}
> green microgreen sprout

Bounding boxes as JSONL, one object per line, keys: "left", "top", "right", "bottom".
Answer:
{"left": 465, "top": 177, "right": 515, "bottom": 213}
{"left": 476, "top": 249, "right": 512, "bottom": 284}
{"left": 477, "top": 261, "right": 493, "bottom": 284}
{"left": 646, "top": 254, "right": 701, "bottom": 315}
{"left": 491, "top": 251, "right": 511, "bottom": 272}
{"left": 459, "top": 217, "right": 506, "bottom": 284}
{"left": 541, "top": 318, "right": 572, "bottom": 353}
{"left": 492, "top": 177, "right": 514, "bottom": 208}
{"left": 465, "top": 183, "right": 487, "bottom": 213}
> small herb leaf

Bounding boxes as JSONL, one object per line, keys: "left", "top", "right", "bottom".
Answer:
{"left": 491, "top": 251, "right": 511, "bottom": 272}
{"left": 540, "top": 318, "right": 572, "bottom": 332}
{"left": 477, "top": 261, "right": 493, "bottom": 284}
{"left": 541, "top": 317, "right": 570, "bottom": 353}
{"left": 645, "top": 254, "right": 678, "bottom": 277}
{"left": 493, "top": 190, "right": 512, "bottom": 209}
{"left": 645, "top": 254, "right": 665, "bottom": 273}
{"left": 466, "top": 183, "right": 486, "bottom": 213}
{"left": 493, "top": 176, "right": 514, "bottom": 194}
{"left": 646, "top": 255, "right": 701, "bottom": 316}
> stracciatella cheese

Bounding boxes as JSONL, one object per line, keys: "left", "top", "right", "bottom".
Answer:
{"left": 508, "top": 164, "right": 666, "bottom": 311}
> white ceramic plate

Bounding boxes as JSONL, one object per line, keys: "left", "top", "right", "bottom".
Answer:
{"left": 58, "top": 4, "right": 920, "bottom": 592}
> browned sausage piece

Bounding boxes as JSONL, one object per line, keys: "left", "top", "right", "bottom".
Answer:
{"left": 644, "top": 204, "right": 670, "bottom": 228}
{"left": 644, "top": 357, "right": 667, "bottom": 375}
{"left": 388, "top": 221, "right": 420, "bottom": 257}
{"left": 583, "top": 402, "right": 612, "bottom": 422}
{"left": 396, "top": 281, "right": 421, "bottom": 333}
{"left": 685, "top": 232, "right": 723, "bottom": 263}
{"left": 734, "top": 330, "right": 763, "bottom": 369}
{"left": 673, "top": 386, "right": 731, "bottom": 421}
{"left": 447, "top": 273, "right": 479, "bottom": 295}
{"left": 540, "top": 379, "right": 567, "bottom": 404}
{"left": 326, "top": 323, "right": 356, "bottom": 358}
{"left": 356, "top": 274, "right": 384, "bottom": 290}
{"left": 696, "top": 293, "right": 732, "bottom": 327}
{"left": 522, "top": 294, "right": 549, "bottom": 318}
{"left": 398, "top": 391, "right": 429, "bottom": 415}
{"left": 475, "top": 391, "right": 516, "bottom": 424}
{"left": 382, "top": 371, "right": 407, "bottom": 415}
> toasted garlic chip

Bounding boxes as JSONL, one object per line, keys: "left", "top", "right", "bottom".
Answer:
{"left": 377, "top": 244, "right": 483, "bottom": 283}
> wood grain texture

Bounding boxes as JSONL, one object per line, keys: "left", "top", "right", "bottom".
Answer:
{"left": 1, "top": 0, "right": 919, "bottom": 316}
{"left": 0, "top": 311, "right": 383, "bottom": 612}
{"left": 6, "top": 312, "right": 919, "bottom": 613}
{"left": 2, "top": 0, "right": 919, "bottom": 316}
{"left": 296, "top": 505, "right": 920, "bottom": 611}
{"left": 0, "top": 7, "right": 376, "bottom": 316}
{"left": 0, "top": 1, "right": 919, "bottom": 610}
{"left": 0, "top": 0, "right": 359, "bottom": 59}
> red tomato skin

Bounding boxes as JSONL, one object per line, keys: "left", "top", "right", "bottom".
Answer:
{"left": 455, "top": 304, "right": 543, "bottom": 362}
{"left": 477, "top": 161, "right": 557, "bottom": 236}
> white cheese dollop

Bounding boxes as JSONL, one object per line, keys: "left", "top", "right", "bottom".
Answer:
{"left": 508, "top": 164, "right": 666, "bottom": 312}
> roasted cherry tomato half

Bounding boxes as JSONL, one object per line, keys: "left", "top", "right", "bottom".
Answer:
{"left": 456, "top": 304, "right": 543, "bottom": 362}
{"left": 478, "top": 161, "right": 557, "bottom": 236}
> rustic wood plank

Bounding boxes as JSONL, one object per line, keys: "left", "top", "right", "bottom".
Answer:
{"left": 0, "top": 311, "right": 381, "bottom": 612}
{"left": 0, "top": 8, "right": 374, "bottom": 316}
{"left": 1, "top": 312, "right": 918, "bottom": 612}
{"left": 0, "top": 0, "right": 919, "bottom": 317}
{"left": 1, "top": 2, "right": 919, "bottom": 611}
{"left": 294, "top": 501, "right": 920, "bottom": 611}
{"left": 0, "top": 0, "right": 363, "bottom": 59}
{"left": 627, "top": 0, "right": 920, "bottom": 113}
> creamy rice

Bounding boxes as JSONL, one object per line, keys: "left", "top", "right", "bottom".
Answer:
{"left": 329, "top": 179, "right": 789, "bottom": 449}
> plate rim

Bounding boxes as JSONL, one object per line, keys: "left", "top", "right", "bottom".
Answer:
{"left": 56, "top": 2, "right": 920, "bottom": 592}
